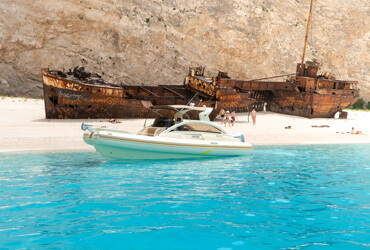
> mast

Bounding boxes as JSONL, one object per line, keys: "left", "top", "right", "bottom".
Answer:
{"left": 301, "top": 0, "right": 314, "bottom": 64}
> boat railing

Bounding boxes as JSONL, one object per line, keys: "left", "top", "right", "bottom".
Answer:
{"left": 81, "top": 123, "right": 93, "bottom": 131}
{"left": 81, "top": 123, "right": 132, "bottom": 134}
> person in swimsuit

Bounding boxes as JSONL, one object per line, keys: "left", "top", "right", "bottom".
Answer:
{"left": 251, "top": 109, "right": 256, "bottom": 125}
{"left": 230, "top": 111, "right": 237, "bottom": 126}
{"left": 224, "top": 110, "right": 230, "bottom": 127}
{"left": 351, "top": 127, "right": 363, "bottom": 135}
{"left": 219, "top": 108, "right": 226, "bottom": 124}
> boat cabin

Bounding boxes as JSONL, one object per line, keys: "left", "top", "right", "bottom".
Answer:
{"left": 137, "top": 104, "right": 224, "bottom": 137}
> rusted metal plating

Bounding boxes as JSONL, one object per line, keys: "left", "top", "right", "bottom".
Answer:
{"left": 184, "top": 62, "right": 359, "bottom": 118}
{"left": 42, "top": 67, "right": 216, "bottom": 120}
{"left": 43, "top": 62, "right": 359, "bottom": 120}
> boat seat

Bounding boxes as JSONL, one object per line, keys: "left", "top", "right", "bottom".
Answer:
{"left": 138, "top": 127, "right": 165, "bottom": 136}
{"left": 153, "top": 128, "right": 165, "bottom": 135}
{"left": 146, "top": 127, "right": 157, "bottom": 136}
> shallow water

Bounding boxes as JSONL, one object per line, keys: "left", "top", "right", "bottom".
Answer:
{"left": 0, "top": 144, "right": 369, "bottom": 249}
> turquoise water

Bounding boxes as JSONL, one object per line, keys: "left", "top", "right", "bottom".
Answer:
{"left": 0, "top": 144, "right": 369, "bottom": 249}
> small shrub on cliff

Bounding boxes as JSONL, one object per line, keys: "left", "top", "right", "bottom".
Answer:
{"left": 352, "top": 98, "right": 365, "bottom": 109}
{"left": 366, "top": 101, "right": 370, "bottom": 110}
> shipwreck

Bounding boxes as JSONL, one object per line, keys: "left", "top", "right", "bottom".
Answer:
{"left": 42, "top": 0, "right": 359, "bottom": 120}
{"left": 185, "top": 61, "right": 359, "bottom": 118}
{"left": 42, "top": 66, "right": 217, "bottom": 120}
{"left": 42, "top": 60, "right": 359, "bottom": 120}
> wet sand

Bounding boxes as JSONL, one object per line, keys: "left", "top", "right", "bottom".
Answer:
{"left": 1, "top": 97, "right": 369, "bottom": 152}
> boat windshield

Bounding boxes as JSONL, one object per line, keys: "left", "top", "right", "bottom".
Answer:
{"left": 152, "top": 117, "right": 175, "bottom": 128}
{"left": 173, "top": 122, "right": 223, "bottom": 134}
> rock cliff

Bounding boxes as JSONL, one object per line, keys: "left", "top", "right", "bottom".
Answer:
{"left": 0, "top": 0, "right": 369, "bottom": 100}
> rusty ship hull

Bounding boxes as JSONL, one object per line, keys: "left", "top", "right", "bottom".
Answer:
{"left": 267, "top": 62, "right": 359, "bottom": 118}
{"left": 184, "top": 62, "right": 359, "bottom": 118}
{"left": 42, "top": 62, "right": 359, "bottom": 121}
{"left": 42, "top": 68, "right": 218, "bottom": 120}
{"left": 269, "top": 88, "right": 359, "bottom": 118}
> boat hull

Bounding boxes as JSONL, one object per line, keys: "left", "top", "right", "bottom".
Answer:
{"left": 42, "top": 69, "right": 217, "bottom": 120}
{"left": 86, "top": 133, "right": 253, "bottom": 159}
{"left": 43, "top": 62, "right": 360, "bottom": 120}
{"left": 269, "top": 89, "right": 359, "bottom": 118}
{"left": 186, "top": 66, "right": 360, "bottom": 118}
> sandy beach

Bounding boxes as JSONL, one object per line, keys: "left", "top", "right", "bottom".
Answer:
{"left": 0, "top": 97, "right": 369, "bottom": 152}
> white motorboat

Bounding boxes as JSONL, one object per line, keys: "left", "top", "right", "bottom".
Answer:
{"left": 82, "top": 105, "right": 253, "bottom": 159}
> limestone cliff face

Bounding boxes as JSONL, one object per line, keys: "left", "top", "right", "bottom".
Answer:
{"left": 0, "top": 0, "right": 369, "bottom": 100}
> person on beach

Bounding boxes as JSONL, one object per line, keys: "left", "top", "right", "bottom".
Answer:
{"left": 224, "top": 110, "right": 230, "bottom": 127}
{"left": 230, "top": 111, "right": 237, "bottom": 126}
{"left": 351, "top": 127, "right": 363, "bottom": 135}
{"left": 251, "top": 109, "right": 257, "bottom": 125}
{"left": 108, "top": 119, "right": 121, "bottom": 124}
{"left": 219, "top": 108, "right": 226, "bottom": 124}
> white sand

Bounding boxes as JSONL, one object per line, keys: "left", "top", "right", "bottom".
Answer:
{"left": 1, "top": 97, "right": 369, "bottom": 152}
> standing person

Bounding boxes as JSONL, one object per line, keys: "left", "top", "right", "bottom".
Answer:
{"left": 251, "top": 109, "right": 257, "bottom": 125}
{"left": 246, "top": 107, "right": 250, "bottom": 123}
{"left": 219, "top": 108, "right": 226, "bottom": 124}
{"left": 230, "top": 111, "right": 237, "bottom": 126}
{"left": 224, "top": 110, "right": 230, "bottom": 127}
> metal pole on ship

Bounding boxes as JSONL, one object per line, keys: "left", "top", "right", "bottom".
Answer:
{"left": 301, "top": 0, "right": 314, "bottom": 64}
